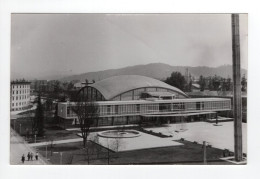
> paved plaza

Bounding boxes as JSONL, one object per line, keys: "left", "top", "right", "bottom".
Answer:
{"left": 145, "top": 121, "right": 247, "bottom": 153}
{"left": 28, "top": 121, "right": 247, "bottom": 154}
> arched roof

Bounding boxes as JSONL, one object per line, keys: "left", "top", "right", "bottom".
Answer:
{"left": 89, "top": 75, "right": 188, "bottom": 100}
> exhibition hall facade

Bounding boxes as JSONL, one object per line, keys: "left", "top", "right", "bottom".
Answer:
{"left": 58, "top": 75, "right": 231, "bottom": 127}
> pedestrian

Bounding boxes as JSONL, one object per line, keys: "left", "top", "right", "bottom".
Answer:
{"left": 27, "top": 152, "right": 30, "bottom": 161}
{"left": 35, "top": 152, "right": 38, "bottom": 160}
{"left": 30, "top": 152, "right": 34, "bottom": 161}
{"left": 21, "top": 154, "right": 25, "bottom": 163}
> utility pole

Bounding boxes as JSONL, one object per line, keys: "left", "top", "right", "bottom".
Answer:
{"left": 232, "top": 14, "right": 243, "bottom": 161}
{"left": 60, "top": 152, "right": 63, "bottom": 165}
{"left": 203, "top": 141, "right": 207, "bottom": 165}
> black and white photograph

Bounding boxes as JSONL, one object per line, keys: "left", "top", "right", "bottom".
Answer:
{"left": 9, "top": 13, "right": 248, "bottom": 166}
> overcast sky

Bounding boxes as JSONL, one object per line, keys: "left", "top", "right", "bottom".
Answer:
{"left": 11, "top": 14, "right": 248, "bottom": 80}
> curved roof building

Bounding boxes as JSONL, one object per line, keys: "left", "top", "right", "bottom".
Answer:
{"left": 78, "top": 75, "right": 188, "bottom": 101}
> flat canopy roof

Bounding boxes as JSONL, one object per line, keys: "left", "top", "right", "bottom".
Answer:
{"left": 142, "top": 111, "right": 217, "bottom": 117}
{"left": 62, "top": 97, "right": 230, "bottom": 106}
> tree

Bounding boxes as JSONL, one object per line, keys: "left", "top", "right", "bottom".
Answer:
{"left": 226, "top": 77, "right": 232, "bottom": 91}
{"left": 198, "top": 75, "right": 206, "bottom": 91}
{"left": 187, "top": 80, "right": 192, "bottom": 92}
{"left": 67, "top": 82, "right": 74, "bottom": 91}
{"left": 165, "top": 72, "right": 186, "bottom": 91}
{"left": 35, "top": 94, "right": 45, "bottom": 136}
{"left": 72, "top": 93, "right": 99, "bottom": 148}
{"left": 241, "top": 74, "right": 247, "bottom": 92}
{"left": 212, "top": 75, "right": 221, "bottom": 91}
{"left": 53, "top": 103, "right": 59, "bottom": 124}
{"left": 49, "top": 80, "right": 62, "bottom": 100}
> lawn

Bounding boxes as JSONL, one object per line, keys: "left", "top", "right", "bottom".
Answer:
{"left": 35, "top": 139, "right": 233, "bottom": 165}
{"left": 10, "top": 118, "right": 79, "bottom": 143}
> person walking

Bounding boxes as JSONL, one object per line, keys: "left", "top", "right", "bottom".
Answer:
{"left": 30, "top": 152, "right": 34, "bottom": 161}
{"left": 21, "top": 154, "right": 25, "bottom": 164}
{"left": 35, "top": 152, "right": 39, "bottom": 161}
{"left": 27, "top": 152, "right": 31, "bottom": 161}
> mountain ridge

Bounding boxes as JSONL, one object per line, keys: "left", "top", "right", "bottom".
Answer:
{"left": 60, "top": 63, "right": 247, "bottom": 82}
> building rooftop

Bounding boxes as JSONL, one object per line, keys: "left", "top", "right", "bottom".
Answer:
{"left": 11, "top": 80, "right": 31, "bottom": 85}
{"left": 89, "top": 75, "right": 188, "bottom": 100}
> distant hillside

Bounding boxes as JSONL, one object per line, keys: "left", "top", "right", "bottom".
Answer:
{"left": 60, "top": 63, "right": 247, "bottom": 82}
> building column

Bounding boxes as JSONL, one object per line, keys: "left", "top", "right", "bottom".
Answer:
{"left": 111, "top": 117, "right": 114, "bottom": 126}
{"left": 216, "top": 112, "right": 218, "bottom": 124}
{"left": 156, "top": 117, "right": 160, "bottom": 125}
{"left": 96, "top": 118, "right": 99, "bottom": 127}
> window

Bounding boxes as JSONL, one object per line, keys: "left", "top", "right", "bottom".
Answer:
{"left": 201, "top": 102, "right": 204, "bottom": 110}
{"left": 67, "top": 107, "right": 71, "bottom": 115}
{"left": 115, "top": 105, "right": 118, "bottom": 114}
{"left": 136, "top": 104, "right": 140, "bottom": 112}
{"left": 196, "top": 102, "right": 201, "bottom": 110}
{"left": 16, "top": 97, "right": 18, "bottom": 100}
{"left": 12, "top": 103, "right": 14, "bottom": 106}
{"left": 159, "top": 103, "right": 171, "bottom": 112}
{"left": 107, "top": 105, "right": 111, "bottom": 114}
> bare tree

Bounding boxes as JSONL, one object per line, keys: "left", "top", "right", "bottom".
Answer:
{"left": 72, "top": 93, "right": 99, "bottom": 148}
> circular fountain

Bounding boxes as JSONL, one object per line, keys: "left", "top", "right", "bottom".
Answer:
{"left": 98, "top": 130, "right": 141, "bottom": 138}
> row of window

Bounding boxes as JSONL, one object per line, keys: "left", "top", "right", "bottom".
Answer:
{"left": 11, "top": 101, "right": 29, "bottom": 107}
{"left": 12, "top": 85, "right": 30, "bottom": 89}
{"left": 96, "top": 116, "right": 140, "bottom": 126}
{"left": 11, "top": 107, "right": 27, "bottom": 111}
{"left": 11, "top": 95, "right": 30, "bottom": 101}
{"left": 111, "top": 87, "right": 181, "bottom": 101}
{"left": 65, "top": 100, "right": 231, "bottom": 117}
{"left": 102, "top": 101, "right": 230, "bottom": 116}
{"left": 12, "top": 89, "right": 30, "bottom": 95}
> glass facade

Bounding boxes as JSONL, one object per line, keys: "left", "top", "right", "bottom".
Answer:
{"left": 111, "top": 87, "right": 186, "bottom": 101}
{"left": 62, "top": 99, "right": 231, "bottom": 121}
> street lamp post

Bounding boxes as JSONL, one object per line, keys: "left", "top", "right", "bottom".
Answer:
{"left": 203, "top": 141, "right": 207, "bottom": 165}
{"left": 19, "top": 124, "right": 22, "bottom": 134}
{"left": 46, "top": 142, "right": 48, "bottom": 159}
{"left": 60, "top": 152, "right": 63, "bottom": 165}
{"left": 14, "top": 120, "right": 16, "bottom": 135}
{"left": 44, "top": 136, "right": 48, "bottom": 159}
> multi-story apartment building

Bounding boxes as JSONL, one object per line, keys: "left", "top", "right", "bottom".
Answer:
{"left": 10, "top": 80, "right": 31, "bottom": 111}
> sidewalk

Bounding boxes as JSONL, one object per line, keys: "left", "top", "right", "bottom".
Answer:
{"left": 10, "top": 129, "right": 48, "bottom": 165}
{"left": 28, "top": 137, "right": 83, "bottom": 147}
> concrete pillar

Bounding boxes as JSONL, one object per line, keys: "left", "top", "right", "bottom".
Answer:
{"left": 111, "top": 117, "right": 114, "bottom": 126}
{"left": 232, "top": 14, "right": 243, "bottom": 161}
